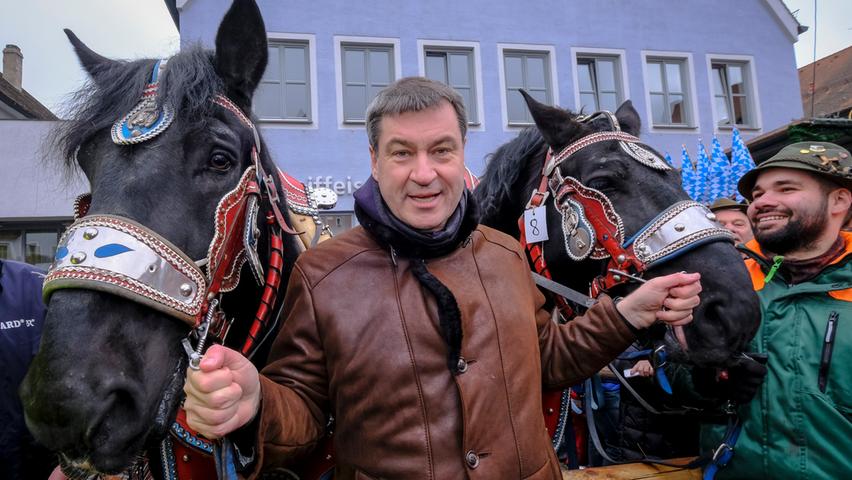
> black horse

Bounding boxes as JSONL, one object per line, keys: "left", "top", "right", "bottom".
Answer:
{"left": 475, "top": 93, "right": 761, "bottom": 460}
{"left": 477, "top": 93, "right": 759, "bottom": 366}
{"left": 20, "top": 0, "right": 305, "bottom": 475}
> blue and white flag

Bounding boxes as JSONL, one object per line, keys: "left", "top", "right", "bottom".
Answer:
{"left": 680, "top": 144, "right": 699, "bottom": 201}
{"left": 708, "top": 135, "right": 732, "bottom": 201}
{"left": 695, "top": 139, "right": 712, "bottom": 203}
{"left": 730, "top": 127, "right": 756, "bottom": 201}
{"left": 664, "top": 152, "right": 675, "bottom": 168}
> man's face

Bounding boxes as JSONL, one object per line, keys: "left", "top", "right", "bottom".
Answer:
{"left": 715, "top": 208, "right": 754, "bottom": 244}
{"left": 370, "top": 101, "right": 466, "bottom": 231}
{"left": 747, "top": 168, "right": 829, "bottom": 254}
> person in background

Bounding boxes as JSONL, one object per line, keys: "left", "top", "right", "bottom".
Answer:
{"left": 0, "top": 259, "right": 56, "bottom": 479}
{"left": 709, "top": 198, "right": 753, "bottom": 245}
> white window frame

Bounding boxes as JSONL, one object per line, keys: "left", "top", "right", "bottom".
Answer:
{"left": 497, "top": 43, "right": 559, "bottom": 131}
{"left": 257, "top": 32, "right": 318, "bottom": 129}
{"left": 334, "top": 35, "right": 402, "bottom": 129}
{"left": 640, "top": 50, "right": 700, "bottom": 133}
{"left": 706, "top": 54, "right": 762, "bottom": 132}
{"left": 571, "top": 47, "right": 630, "bottom": 114}
{"left": 417, "top": 39, "right": 484, "bottom": 132}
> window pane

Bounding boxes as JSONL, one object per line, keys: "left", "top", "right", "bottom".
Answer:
{"left": 669, "top": 94, "right": 684, "bottom": 124}
{"left": 425, "top": 53, "right": 447, "bottom": 83}
{"left": 733, "top": 95, "right": 749, "bottom": 125}
{"left": 729, "top": 65, "right": 744, "bottom": 94}
{"left": 368, "top": 85, "right": 385, "bottom": 106}
{"left": 650, "top": 93, "right": 667, "bottom": 124}
{"left": 457, "top": 87, "right": 475, "bottom": 123}
{"left": 715, "top": 96, "right": 731, "bottom": 125}
{"left": 504, "top": 55, "right": 523, "bottom": 88}
{"left": 712, "top": 66, "right": 726, "bottom": 96}
{"left": 283, "top": 46, "right": 306, "bottom": 83}
{"left": 284, "top": 84, "right": 309, "bottom": 119}
{"left": 344, "top": 84, "right": 366, "bottom": 120}
{"left": 577, "top": 62, "right": 594, "bottom": 92}
{"left": 580, "top": 93, "right": 598, "bottom": 112}
{"left": 344, "top": 48, "right": 365, "bottom": 83}
{"left": 526, "top": 56, "right": 547, "bottom": 89}
{"left": 507, "top": 89, "right": 527, "bottom": 123}
{"left": 263, "top": 46, "right": 281, "bottom": 82}
{"left": 647, "top": 62, "right": 663, "bottom": 92}
{"left": 25, "top": 231, "right": 58, "bottom": 269}
{"left": 369, "top": 50, "right": 391, "bottom": 85}
{"left": 0, "top": 229, "right": 23, "bottom": 261}
{"left": 596, "top": 59, "right": 616, "bottom": 91}
{"left": 529, "top": 88, "right": 548, "bottom": 104}
{"left": 599, "top": 92, "right": 618, "bottom": 113}
{"left": 254, "top": 83, "right": 283, "bottom": 118}
{"left": 665, "top": 62, "right": 683, "bottom": 93}
{"left": 448, "top": 53, "right": 470, "bottom": 88}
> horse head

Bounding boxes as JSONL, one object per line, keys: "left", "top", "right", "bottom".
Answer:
{"left": 20, "top": 0, "right": 301, "bottom": 474}
{"left": 478, "top": 93, "right": 760, "bottom": 370}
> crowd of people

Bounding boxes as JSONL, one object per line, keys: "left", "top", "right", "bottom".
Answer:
{"left": 4, "top": 76, "right": 850, "bottom": 479}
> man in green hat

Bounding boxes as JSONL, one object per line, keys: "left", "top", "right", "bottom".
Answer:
{"left": 709, "top": 198, "right": 753, "bottom": 245}
{"left": 701, "top": 141, "right": 852, "bottom": 478}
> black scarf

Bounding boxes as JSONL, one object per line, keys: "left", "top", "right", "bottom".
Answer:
{"left": 354, "top": 177, "right": 479, "bottom": 373}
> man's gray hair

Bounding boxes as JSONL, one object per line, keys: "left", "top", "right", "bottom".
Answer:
{"left": 366, "top": 77, "right": 467, "bottom": 150}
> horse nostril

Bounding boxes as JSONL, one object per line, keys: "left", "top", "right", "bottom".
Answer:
{"left": 84, "top": 383, "right": 143, "bottom": 450}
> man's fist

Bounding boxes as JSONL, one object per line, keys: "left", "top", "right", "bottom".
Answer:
{"left": 183, "top": 344, "right": 262, "bottom": 439}
{"left": 616, "top": 272, "right": 702, "bottom": 330}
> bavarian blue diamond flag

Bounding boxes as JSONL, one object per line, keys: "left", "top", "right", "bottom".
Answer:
{"left": 730, "top": 127, "right": 756, "bottom": 201}
{"left": 695, "top": 139, "right": 712, "bottom": 203}
{"left": 680, "top": 145, "right": 699, "bottom": 201}
{"left": 664, "top": 152, "right": 675, "bottom": 168}
{"left": 709, "top": 135, "right": 732, "bottom": 201}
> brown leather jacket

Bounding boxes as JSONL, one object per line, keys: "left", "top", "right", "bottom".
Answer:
{"left": 252, "top": 225, "right": 635, "bottom": 479}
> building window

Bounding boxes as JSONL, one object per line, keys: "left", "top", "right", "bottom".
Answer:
{"left": 341, "top": 43, "right": 394, "bottom": 123}
{"left": 712, "top": 61, "right": 753, "bottom": 127}
{"left": 646, "top": 58, "right": 691, "bottom": 126}
{"left": 255, "top": 41, "right": 311, "bottom": 121}
{"left": 576, "top": 56, "right": 622, "bottom": 113}
{"left": 0, "top": 225, "right": 65, "bottom": 269}
{"left": 503, "top": 50, "right": 552, "bottom": 125}
{"left": 424, "top": 47, "right": 478, "bottom": 124}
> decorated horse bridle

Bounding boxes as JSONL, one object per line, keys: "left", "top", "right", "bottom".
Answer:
{"left": 520, "top": 111, "right": 734, "bottom": 303}
{"left": 43, "top": 59, "right": 316, "bottom": 479}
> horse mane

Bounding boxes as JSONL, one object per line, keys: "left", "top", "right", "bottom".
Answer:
{"left": 54, "top": 44, "right": 224, "bottom": 171}
{"left": 476, "top": 127, "right": 548, "bottom": 224}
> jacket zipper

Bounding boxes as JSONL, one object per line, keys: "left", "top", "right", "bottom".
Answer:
{"left": 818, "top": 311, "right": 839, "bottom": 393}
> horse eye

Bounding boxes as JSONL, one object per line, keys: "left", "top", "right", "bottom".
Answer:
{"left": 209, "top": 153, "right": 233, "bottom": 172}
{"left": 586, "top": 177, "right": 613, "bottom": 191}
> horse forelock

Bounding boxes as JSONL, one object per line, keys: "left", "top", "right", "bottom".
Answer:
{"left": 53, "top": 44, "right": 225, "bottom": 174}
{"left": 477, "top": 127, "right": 548, "bottom": 227}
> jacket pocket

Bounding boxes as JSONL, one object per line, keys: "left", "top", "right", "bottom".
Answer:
{"left": 523, "top": 457, "right": 557, "bottom": 480}
{"left": 817, "top": 311, "right": 839, "bottom": 392}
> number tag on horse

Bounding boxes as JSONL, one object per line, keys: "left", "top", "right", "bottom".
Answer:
{"left": 524, "top": 206, "right": 549, "bottom": 243}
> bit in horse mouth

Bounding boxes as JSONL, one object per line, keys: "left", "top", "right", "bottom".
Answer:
{"left": 59, "top": 453, "right": 148, "bottom": 480}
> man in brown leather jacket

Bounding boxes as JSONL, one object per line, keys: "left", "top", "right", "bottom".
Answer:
{"left": 184, "top": 77, "right": 702, "bottom": 479}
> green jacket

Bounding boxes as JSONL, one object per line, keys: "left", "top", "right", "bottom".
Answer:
{"left": 702, "top": 232, "right": 852, "bottom": 479}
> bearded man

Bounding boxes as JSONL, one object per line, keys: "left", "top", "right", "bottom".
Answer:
{"left": 701, "top": 141, "right": 852, "bottom": 479}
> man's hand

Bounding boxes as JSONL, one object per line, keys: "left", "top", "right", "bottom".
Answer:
{"left": 616, "top": 272, "right": 701, "bottom": 330}
{"left": 183, "top": 344, "right": 261, "bottom": 439}
{"left": 630, "top": 359, "right": 655, "bottom": 377}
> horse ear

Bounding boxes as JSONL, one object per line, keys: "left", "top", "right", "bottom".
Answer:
{"left": 64, "top": 29, "right": 119, "bottom": 83}
{"left": 213, "top": 0, "right": 268, "bottom": 113}
{"left": 520, "top": 90, "right": 582, "bottom": 150}
{"left": 615, "top": 100, "right": 642, "bottom": 136}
